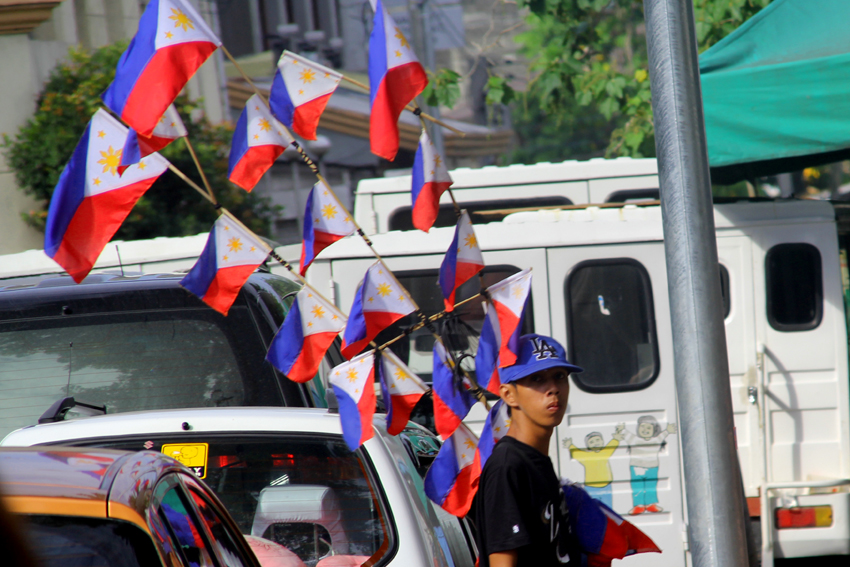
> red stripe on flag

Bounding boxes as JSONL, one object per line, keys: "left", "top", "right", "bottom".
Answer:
{"left": 229, "top": 145, "right": 286, "bottom": 191}
{"left": 202, "top": 264, "right": 258, "bottom": 315}
{"left": 387, "top": 392, "right": 424, "bottom": 435}
{"left": 286, "top": 331, "right": 339, "bottom": 383}
{"left": 412, "top": 180, "right": 451, "bottom": 232}
{"left": 357, "top": 381, "right": 377, "bottom": 445}
{"left": 370, "top": 63, "right": 428, "bottom": 161}
{"left": 293, "top": 93, "right": 333, "bottom": 140}
{"left": 122, "top": 42, "right": 218, "bottom": 136}
{"left": 494, "top": 301, "right": 521, "bottom": 367}
{"left": 52, "top": 181, "right": 156, "bottom": 283}
{"left": 441, "top": 453, "right": 481, "bottom": 516}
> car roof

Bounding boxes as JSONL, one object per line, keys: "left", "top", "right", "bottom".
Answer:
{"left": 2, "top": 407, "right": 348, "bottom": 447}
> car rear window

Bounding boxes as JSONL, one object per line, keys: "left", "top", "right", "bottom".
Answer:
{"left": 0, "top": 308, "right": 283, "bottom": 439}
{"left": 21, "top": 515, "right": 160, "bottom": 567}
{"left": 89, "top": 434, "right": 392, "bottom": 567}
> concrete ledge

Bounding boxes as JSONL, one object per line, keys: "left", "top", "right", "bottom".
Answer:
{"left": 0, "top": 1, "right": 62, "bottom": 35}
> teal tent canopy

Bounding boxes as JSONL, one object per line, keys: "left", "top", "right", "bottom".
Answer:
{"left": 700, "top": 0, "right": 850, "bottom": 183}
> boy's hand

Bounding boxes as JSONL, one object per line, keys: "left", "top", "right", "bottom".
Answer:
{"left": 667, "top": 423, "right": 678, "bottom": 434}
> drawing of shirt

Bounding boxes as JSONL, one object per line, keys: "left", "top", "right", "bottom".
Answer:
{"left": 569, "top": 439, "right": 619, "bottom": 487}
{"left": 623, "top": 431, "right": 669, "bottom": 469}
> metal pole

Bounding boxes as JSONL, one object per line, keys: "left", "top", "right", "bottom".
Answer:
{"left": 410, "top": 0, "right": 445, "bottom": 156}
{"left": 643, "top": 1, "right": 748, "bottom": 566}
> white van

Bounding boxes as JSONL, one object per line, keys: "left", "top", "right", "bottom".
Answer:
{"left": 291, "top": 159, "right": 850, "bottom": 566}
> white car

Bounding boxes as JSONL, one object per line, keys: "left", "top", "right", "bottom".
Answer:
{"left": 2, "top": 407, "right": 476, "bottom": 567}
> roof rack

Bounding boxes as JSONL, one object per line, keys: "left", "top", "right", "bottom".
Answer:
{"left": 38, "top": 397, "right": 107, "bottom": 424}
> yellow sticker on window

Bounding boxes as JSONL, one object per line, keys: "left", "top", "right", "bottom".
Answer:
{"left": 161, "top": 443, "right": 209, "bottom": 479}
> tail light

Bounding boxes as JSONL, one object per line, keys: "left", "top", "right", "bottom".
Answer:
{"left": 775, "top": 505, "right": 833, "bottom": 529}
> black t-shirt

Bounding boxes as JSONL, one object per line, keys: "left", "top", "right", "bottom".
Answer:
{"left": 470, "top": 436, "right": 577, "bottom": 567}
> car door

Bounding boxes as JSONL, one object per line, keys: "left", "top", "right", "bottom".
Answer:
{"left": 547, "top": 242, "right": 687, "bottom": 567}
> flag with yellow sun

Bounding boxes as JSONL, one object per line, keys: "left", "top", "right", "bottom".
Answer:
{"left": 270, "top": 50, "right": 343, "bottom": 141}
{"left": 228, "top": 94, "right": 294, "bottom": 191}
{"left": 44, "top": 108, "right": 169, "bottom": 283}
{"left": 180, "top": 212, "right": 272, "bottom": 315}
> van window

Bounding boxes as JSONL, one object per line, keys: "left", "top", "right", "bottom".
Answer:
{"left": 388, "top": 197, "right": 572, "bottom": 231}
{"left": 566, "top": 259, "right": 659, "bottom": 392}
{"left": 766, "top": 243, "right": 823, "bottom": 331}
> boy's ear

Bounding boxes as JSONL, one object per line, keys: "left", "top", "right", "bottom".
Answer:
{"left": 500, "top": 383, "right": 520, "bottom": 409}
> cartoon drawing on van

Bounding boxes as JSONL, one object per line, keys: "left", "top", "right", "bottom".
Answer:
{"left": 618, "top": 417, "right": 677, "bottom": 515}
{"left": 564, "top": 430, "right": 622, "bottom": 508}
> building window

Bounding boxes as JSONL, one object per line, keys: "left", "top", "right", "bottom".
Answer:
{"left": 566, "top": 259, "right": 659, "bottom": 393}
{"left": 766, "top": 243, "right": 823, "bottom": 331}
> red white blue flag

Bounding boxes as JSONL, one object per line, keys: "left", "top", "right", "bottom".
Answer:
{"left": 228, "top": 94, "right": 294, "bottom": 191}
{"left": 341, "top": 261, "right": 417, "bottom": 359}
{"left": 560, "top": 480, "right": 660, "bottom": 566}
{"left": 329, "top": 350, "right": 377, "bottom": 451}
{"left": 270, "top": 51, "right": 342, "bottom": 141}
{"left": 103, "top": 0, "right": 221, "bottom": 137}
{"left": 120, "top": 104, "right": 187, "bottom": 174}
{"left": 377, "top": 348, "right": 428, "bottom": 435}
{"left": 180, "top": 213, "right": 270, "bottom": 315}
{"left": 439, "top": 211, "right": 483, "bottom": 310}
{"left": 475, "top": 303, "right": 503, "bottom": 395}
{"left": 487, "top": 269, "right": 532, "bottom": 368}
{"left": 300, "top": 182, "right": 356, "bottom": 275}
{"left": 368, "top": 0, "right": 428, "bottom": 161}
{"left": 411, "top": 129, "right": 452, "bottom": 232}
{"left": 432, "top": 340, "right": 476, "bottom": 439}
{"left": 424, "top": 423, "right": 481, "bottom": 517}
{"left": 476, "top": 399, "right": 510, "bottom": 467}
{"left": 266, "top": 286, "right": 347, "bottom": 383}
{"left": 44, "top": 109, "right": 169, "bottom": 283}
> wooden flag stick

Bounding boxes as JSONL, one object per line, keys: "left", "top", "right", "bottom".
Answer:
{"left": 341, "top": 75, "right": 465, "bottom": 137}
{"left": 182, "top": 137, "right": 217, "bottom": 203}
{"left": 167, "top": 163, "right": 216, "bottom": 205}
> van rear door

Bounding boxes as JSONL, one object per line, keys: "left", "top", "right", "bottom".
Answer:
{"left": 547, "top": 242, "right": 687, "bottom": 567}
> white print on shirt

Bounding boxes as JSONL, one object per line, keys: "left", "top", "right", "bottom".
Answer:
{"left": 542, "top": 497, "right": 571, "bottom": 564}
{"left": 512, "top": 525, "right": 519, "bottom": 533}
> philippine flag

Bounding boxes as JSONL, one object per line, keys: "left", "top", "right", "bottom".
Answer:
{"left": 103, "top": 0, "right": 221, "bottom": 137}
{"left": 368, "top": 0, "right": 428, "bottom": 161}
{"left": 476, "top": 399, "right": 510, "bottom": 468}
{"left": 377, "top": 348, "right": 428, "bottom": 435}
{"left": 432, "top": 340, "right": 477, "bottom": 440}
{"left": 487, "top": 269, "right": 532, "bottom": 368}
{"left": 300, "top": 182, "right": 356, "bottom": 275}
{"left": 424, "top": 423, "right": 481, "bottom": 517}
{"left": 180, "top": 213, "right": 271, "bottom": 315}
{"left": 120, "top": 104, "right": 187, "bottom": 173}
{"left": 44, "top": 109, "right": 169, "bottom": 283}
{"left": 439, "top": 211, "right": 484, "bottom": 310}
{"left": 266, "top": 286, "right": 347, "bottom": 383}
{"left": 228, "top": 94, "right": 294, "bottom": 191}
{"left": 341, "top": 261, "right": 417, "bottom": 359}
{"left": 329, "top": 350, "right": 377, "bottom": 451}
{"left": 270, "top": 51, "right": 342, "bottom": 141}
{"left": 560, "top": 480, "right": 660, "bottom": 566}
{"left": 475, "top": 304, "right": 502, "bottom": 395}
{"left": 411, "top": 130, "right": 453, "bottom": 232}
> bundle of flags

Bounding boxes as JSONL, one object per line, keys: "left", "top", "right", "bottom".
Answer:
{"left": 270, "top": 51, "right": 342, "bottom": 141}
{"left": 228, "top": 95, "right": 294, "bottom": 191}
{"left": 266, "top": 286, "right": 347, "bottom": 383}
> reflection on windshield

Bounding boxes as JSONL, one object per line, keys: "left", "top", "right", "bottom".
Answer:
{"left": 97, "top": 435, "right": 388, "bottom": 567}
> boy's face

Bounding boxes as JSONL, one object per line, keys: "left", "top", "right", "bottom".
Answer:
{"left": 503, "top": 367, "right": 570, "bottom": 430}
{"left": 586, "top": 434, "right": 604, "bottom": 451}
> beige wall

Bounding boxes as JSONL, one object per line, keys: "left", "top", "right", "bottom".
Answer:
{"left": 0, "top": 0, "right": 227, "bottom": 255}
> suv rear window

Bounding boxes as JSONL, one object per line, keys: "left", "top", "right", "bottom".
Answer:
{"left": 89, "top": 434, "right": 392, "bottom": 567}
{"left": 0, "top": 307, "right": 282, "bottom": 439}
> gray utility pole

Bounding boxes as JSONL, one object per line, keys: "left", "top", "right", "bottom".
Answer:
{"left": 409, "top": 0, "right": 445, "bottom": 157}
{"left": 643, "top": 1, "right": 749, "bottom": 566}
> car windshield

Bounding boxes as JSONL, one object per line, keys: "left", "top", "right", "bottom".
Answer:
{"left": 22, "top": 515, "right": 160, "bottom": 567}
{"left": 0, "top": 307, "right": 283, "bottom": 439}
{"left": 87, "top": 434, "right": 391, "bottom": 567}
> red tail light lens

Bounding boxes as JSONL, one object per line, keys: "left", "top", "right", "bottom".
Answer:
{"left": 775, "top": 505, "right": 833, "bottom": 529}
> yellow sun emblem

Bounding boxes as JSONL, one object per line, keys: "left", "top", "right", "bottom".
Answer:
{"left": 464, "top": 438, "right": 476, "bottom": 450}
{"left": 321, "top": 204, "right": 338, "bottom": 219}
{"left": 394, "top": 27, "right": 409, "bottom": 48}
{"left": 376, "top": 283, "right": 392, "bottom": 297}
{"left": 312, "top": 304, "right": 325, "bottom": 319}
{"left": 299, "top": 68, "right": 316, "bottom": 84}
{"left": 227, "top": 237, "right": 243, "bottom": 253}
{"left": 434, "top": 154, "right": 443, "bottom": 168}
{"left": 512, "top": 284, "right": 525, "bottom": 298}
{"left": 346, "top": 367, "right": 359, "bottom": 383}
{"left": 97, "top": 146, "right": 122, "bottom": 176}
{"left": 169, "top": 8, "right": 195, "bottom": 32}
{"left": 463, "top": 233, "right": 478, "bottom": 248}
{"left": 394, "top": 368, "right": 408, "bottom": 381}
{"left": 258, "top": 118, "right": 272, "bottom": 132}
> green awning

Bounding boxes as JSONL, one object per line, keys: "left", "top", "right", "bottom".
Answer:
{"left": 700, "top": 0, "right": 850, "bottom": 183}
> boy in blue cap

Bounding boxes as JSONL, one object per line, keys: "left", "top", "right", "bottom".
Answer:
{"left": 471, "top": 334, "right": 582, "bottom": 567}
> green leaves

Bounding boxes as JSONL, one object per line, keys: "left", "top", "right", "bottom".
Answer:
{"left": 423, "top": 68, "right": 461, "bottom": 108}
{"left": 486, "top": 75, "right": 516, "bottom": 106}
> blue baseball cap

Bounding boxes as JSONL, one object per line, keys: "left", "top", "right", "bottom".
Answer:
{"left": 500, "top": 334, "right": 583, "bottom": 385}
